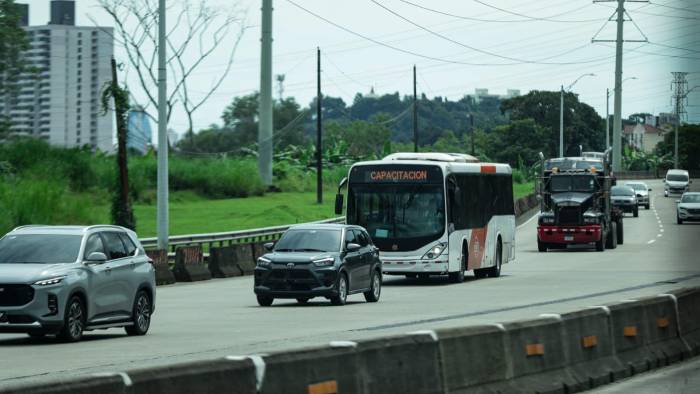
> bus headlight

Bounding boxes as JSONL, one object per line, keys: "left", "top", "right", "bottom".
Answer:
{"left": 422, "top": 243, "right": 447, "bottom": 260}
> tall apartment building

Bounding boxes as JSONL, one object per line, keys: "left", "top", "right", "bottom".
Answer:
{"left": 1, "top": 1, "right": 114, "bottom": 152}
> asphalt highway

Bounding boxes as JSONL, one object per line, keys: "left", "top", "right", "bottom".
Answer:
{"left": 1, "top": 179, "right": 699, "bottom": 387}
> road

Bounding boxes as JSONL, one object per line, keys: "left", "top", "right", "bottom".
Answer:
{"left": 590, "top": 356, "right": 700, "bottom": 393}
{"left": 1, "top": 179, "right": 699, "bottom": 387}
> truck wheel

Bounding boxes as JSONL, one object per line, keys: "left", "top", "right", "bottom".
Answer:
{"left": 616, "top": 219, "right": 624, "bottom": 245}
{"left": 595, "top": 232, "right": 606, "bottom": 252}
{"left": 257, "top": 295, "right": 274, "bottom": 307}
{"left": 645, "top": 204, "right": 650, "bottom": 210}
{"left": 537, "top": 239, "right": 547, "bottom": 252}
{"left": 606, "top": 222, "right": 617, "bottom": 249}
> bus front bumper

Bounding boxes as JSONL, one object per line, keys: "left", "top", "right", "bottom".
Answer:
{"left": 381, "top": 259, "right": 449, "bottom": 275}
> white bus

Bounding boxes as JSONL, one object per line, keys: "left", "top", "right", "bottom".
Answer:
{"left": 335, "top": 153, "right": 515, "bottom": 283}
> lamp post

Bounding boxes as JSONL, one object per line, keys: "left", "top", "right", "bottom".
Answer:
{"left": 560, "top": 73, "right": 595, "bottom": 157}
{"left": 606, "top": 76, "right": 637, "bottom": 149}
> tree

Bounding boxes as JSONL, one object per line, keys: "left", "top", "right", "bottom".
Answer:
{"left": 656, "top": 124, "right": 700, "bottom": 170}
{"left": 487, "top": 119, "right": 551, "bottom": 166}
{"left": 500, "top": 90, "right": 605, "bottom": 157}
{"left": 94, "top": 0, "right": 247, "bottom": 139}
{"left": 0, "top": 0, "right": 30, "bottom": 137}
{"left": 325, "top": 117, "right": 391, "bottom": 158}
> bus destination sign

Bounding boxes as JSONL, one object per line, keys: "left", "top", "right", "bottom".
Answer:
{"left": 350, "top": 165, "right": 443, "bottom": 184}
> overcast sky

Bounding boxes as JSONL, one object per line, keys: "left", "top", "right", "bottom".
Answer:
{"left": 25, "top": 0, "right": 700, "bottom": 138}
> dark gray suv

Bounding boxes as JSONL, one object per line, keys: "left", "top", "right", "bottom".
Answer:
{"left": 254, "top": 224, "right": 382, "bottom": 306}
{"left": 0, "top": 225, "right": 155, "bottom": 341}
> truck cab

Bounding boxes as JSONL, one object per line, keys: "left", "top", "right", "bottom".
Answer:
{"left": 536, "top": 151, "right": 623, "bottom": 252}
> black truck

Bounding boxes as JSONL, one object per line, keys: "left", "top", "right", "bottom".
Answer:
{"left": 536, "top": 150, "right": 624, "bottom": 252}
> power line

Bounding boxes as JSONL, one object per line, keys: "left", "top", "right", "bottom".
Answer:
{"left": 648, "top": 1, "right": 700, "bottom": 14}
{"left": 285, "top": 0, "right": 612, "bottom": 67}
{"left": 399, "top": 0, "right": 602, "bottom": 23}
{"left": 370, "top": 0, "right": 612, "bottom": 65}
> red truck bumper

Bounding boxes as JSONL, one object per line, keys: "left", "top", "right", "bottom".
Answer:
{"left": 537, "top": 225, "right": 602, "bottom": 244}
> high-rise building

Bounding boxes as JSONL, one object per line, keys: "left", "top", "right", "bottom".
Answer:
{"left": 127, "top": 106, "right": 152, "bottom": 154}
{"left": 0, "top": 1, "right": 114, "bottom": 152}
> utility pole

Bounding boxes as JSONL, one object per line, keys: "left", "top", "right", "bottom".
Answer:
{"left": 592, "top": 0, "right": 648, "bottom": 172}
{"left": 413, "top": 65, "right": 418, "bottom": 153}
{"left": 316, "top": 47, "right": 322, "bottom": 204}
{"left": 157, "top": 0, "right": 168, "bottom": 250}
{"left": 671, "top": 72, "right": 688, "bottom": 169}
{"left": 559, "top": 85, "right": 564, "bottom": 157}
{"left": 110, "top": 57, "right": 133, "bottom": 229}
{"left": 258, "top": 0, "right": 273, "bottom": 186}
{"left": 605, "top": 88, "right": 610, "bottom": 149}
{"left": 469, "top": 114, "right": 475, "bottom": 156}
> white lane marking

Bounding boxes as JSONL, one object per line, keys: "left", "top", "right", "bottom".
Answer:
{"left": 660, "top": 229, "right": 664, "bottom": 233}
{"left": 648, "top": 239, "right": 656, "bottom": 244}
{"left": 658, "top": 233, "right": 663, "bottom": 237}
{"left": 517, "top": 213, "right": 539, "bottom": 229}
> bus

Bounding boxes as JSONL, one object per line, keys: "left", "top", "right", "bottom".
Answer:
{"left": 334, "top": 152, "right": 515, "bottom": 283}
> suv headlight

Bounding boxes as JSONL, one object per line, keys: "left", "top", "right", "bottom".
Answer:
{"left": 34, "top": 276, "right": 66, "bottom": 286}
{"left": 583, "top": 216, "right": 598, "bottom": 224}
{"left": 422, "top": 243, "right": 447, "bottom": 260}
{"left": 257, "top": 257, "right": 272, "bottom": 268}
{"left": 312, "top": 257, "right": 335, "bottom": 267}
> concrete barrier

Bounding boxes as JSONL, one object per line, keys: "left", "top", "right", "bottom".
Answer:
{"left": 356, "top": 332, "right": 443, "bottom": 394}
{"left": 145, "top": 249, "right": 176, "bottom": 285}
{"left": 560, "top": 308, "right": 625, "bottom": 390}
{"left": 636, "top": 295, "right": 689, "bottom": 365}
{"left": 260, "top": 344, "right": 361, "bottom": 394}
{"left": 172, "top": 246, "right": 211, "bottom": 282}
{"left": 606, "top": 300, "right": 655, "bottom": 377}
{"left": 493, "top": 316, "right": 579, "bottom": 394}
{"left": 126, "top": 358, "right": 257, "bottom": 394}
{"left": 666, "top": 287, "right": 700, "bottom": 356}
{"left": 516, "top": 198, "right": 529, "bottom": 216}
{"left": 527, "top": 193, "right": 538, "bottom": 209}
{"left": 0, "top": 375, "right": 125, "bottom": 394}
{"left": 208, "top": 246, "right": 244, "bottom": 278}
{"left": 436, "top": 324, "right": 510, "bottom": 392}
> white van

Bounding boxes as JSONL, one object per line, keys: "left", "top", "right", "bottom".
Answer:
{"left": 665, "top": 169, "right": 690, "bottom": 197}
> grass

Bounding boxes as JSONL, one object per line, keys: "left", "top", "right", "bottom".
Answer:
{"left": 514, "top": 182, "right": 535, "bottom": 200}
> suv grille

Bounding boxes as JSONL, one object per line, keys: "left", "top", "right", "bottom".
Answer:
{"left": 0, "top": 284, "right": 35, "bottom": 307}
{"left": 557, "top": 207, "right": 581, "bottom": 226}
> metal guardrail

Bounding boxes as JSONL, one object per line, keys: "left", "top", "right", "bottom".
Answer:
{"left": 140, "top": 217, "right": 345, "bottom": 252}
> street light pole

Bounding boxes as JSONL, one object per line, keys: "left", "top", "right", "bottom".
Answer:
{"left": 559, "top": 85, "right": 564, "bottom": 157}
{"left": 156, "top": 0, "right": 168, "bottom": 250}
{"left": 605, "top": 88, "right": 610, "bottom": 149}
{"left": 560, "top": 73, "right": 595, "bottom": 157}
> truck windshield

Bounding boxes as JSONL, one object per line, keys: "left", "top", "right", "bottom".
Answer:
{"left": 0, "top": 234, "right": 82, "bottom": 264}
{"left": 550, "top": 176, "right": 596, "bottom": 193}
{"left": 667, "top": 174, "right": 689, "bottom": 182}
{"left": 347, "top": 184, "right": 445, "bottom": 250}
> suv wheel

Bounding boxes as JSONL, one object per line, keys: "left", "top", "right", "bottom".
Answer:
{"left": 257, "top": 295, "right": 274, "bottom": 306}
{"left": 126, "top": 290, "right": 151, "bottom": 336}
{"left": 58, "top": 296, "right": 85, "bottom": 342}
{"left": 633, "top": 207, "right": 639, "bottom": 217}
{"left": 677, "top": 215, "right": 683, "bottom": 225}
{"left": 331, "top": 273, "right": 348, "bottom": 306}
{"left": 364, "top": 271, "right": 381, "bottom": 302}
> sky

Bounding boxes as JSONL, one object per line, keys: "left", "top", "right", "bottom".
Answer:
{"left": 24, "top": 0, "right": 700, "bottom": 140}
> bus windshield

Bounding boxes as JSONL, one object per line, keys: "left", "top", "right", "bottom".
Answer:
{"left": 348, "top": 184, "right": 445, "bottom": 250}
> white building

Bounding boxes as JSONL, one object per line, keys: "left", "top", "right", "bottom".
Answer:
{"left": 0, "top": 1, "right": 114, "bottom": 152}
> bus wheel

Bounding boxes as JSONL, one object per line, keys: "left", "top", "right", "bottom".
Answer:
{"left": 449, "top": 251, "right": 466, "bottom": 283}
{"left": 487, "top": 242, "right": 502, "bottom": 278}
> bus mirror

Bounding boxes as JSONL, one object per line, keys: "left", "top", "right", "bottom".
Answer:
{"left": 335, "top": 194, "right": 344, "bottom": 215}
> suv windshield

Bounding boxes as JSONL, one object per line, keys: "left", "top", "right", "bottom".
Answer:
{"left": 667, "top": 174, "right": 689, "bottom": 182}
{"left": 0, "top": 234, "right": 83, "bottom": 264}
{"left": 612, "top": 186, "right": 635, "bottom": 196}
{"left": 274, "top": 229, "right": 341, "bottom": 252}
{"left": 550, "top": 176, "right": 596, "bottom": 192}
{"left": 681, "top": 194, "right": 700, "bottom": 203}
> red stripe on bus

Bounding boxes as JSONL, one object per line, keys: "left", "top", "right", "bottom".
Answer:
{"left": 481, "top": 165, "right": 496, "bottom": 173}
{"left": 468, "top": 227, "right": 487, "bottom": 270}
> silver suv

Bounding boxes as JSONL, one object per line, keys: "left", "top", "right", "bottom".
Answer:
{"left": 0, "top": 225, "right": 155, "bottom": 341}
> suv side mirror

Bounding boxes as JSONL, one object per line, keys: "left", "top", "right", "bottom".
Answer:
{"left": 85, "top": 252, "right": 107, "bottom": 264}
{"left": 346, "top": 243, "right": 361, "bottom": 252}
{"left": 264, "top": 242, "right": 274, "bottom": 252}
{"left": 335, "top": 194, "right": 344, "bottom": 215}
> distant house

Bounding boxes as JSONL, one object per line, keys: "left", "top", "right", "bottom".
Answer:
{"left": 623, "top": 123, "right": 666, "bottom": 153}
